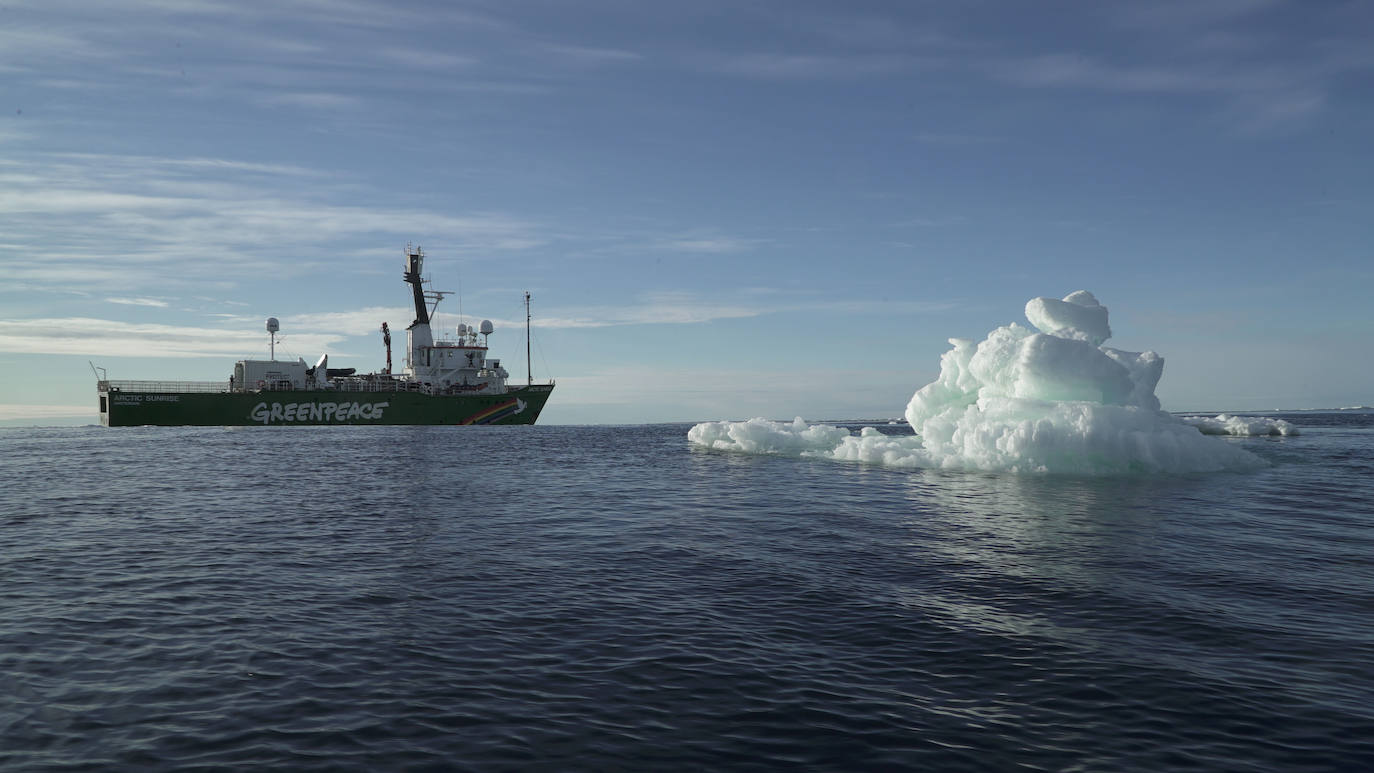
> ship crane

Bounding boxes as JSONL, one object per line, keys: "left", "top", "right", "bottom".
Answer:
{"left": 380, "top": 322, "right": 392, "bottom": 375}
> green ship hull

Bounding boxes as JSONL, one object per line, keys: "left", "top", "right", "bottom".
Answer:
{"left": 99, "top": 384, "right": 554, "bottom": 427}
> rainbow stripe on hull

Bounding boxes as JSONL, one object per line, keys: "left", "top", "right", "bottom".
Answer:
{"left": 459, "top": 397, "right": 526, "bottom": 425}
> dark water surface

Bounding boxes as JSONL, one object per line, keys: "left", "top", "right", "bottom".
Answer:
{"left": 3, "top": 415, "right": 1373, "bottom": 771}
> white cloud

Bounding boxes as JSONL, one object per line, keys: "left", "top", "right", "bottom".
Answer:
{"left": 0, "top": 318, "right": 345, "bottom": 358}
{"left": 258, "top": 91, "right": 363, "bottom": 110}
{"left": 106, "top": 297, "right": 170, "bottom": 308}
{"left": 376, "top": 48, "right": 479, "bottom": 70}
{"left": 1226, "top": 91, "right": 1327, "bottom": 132}
{"left": 0, "top": 123, "right": 33, "bottom": 144}
{"left": 0, "top": 152, "right": 547, "bottom": 295}
{"left": 534, "top": 296, "right": 763, "bottom": 329}
{"left": 548, "top": 363, "right": 919, "bottom": 422}
{"left": 150, "top": 289, "right": 960, "bottom": 339}
{"left": 542, "top": 45, "right": 642, "bottom": 64}
{"left": 511, "top": 292, "right": 956, "bottom": 330}
{"left": 0, "top": 23, "right": 104, "bottom": 65}
{"left": 658, "top": 238, "right": 757, "bottom": 254}
{"left": 0, "top": 403, "right": 96, "bottom": 421}
{"left": 1111, "top": 0, "right": 1283, "bottom": 30}
{"left": 995, "top": 53, "right": 1222, "bottom": 93}
{"left": 893, "top": 215, "right": 970, "bottom": 228}
{"left": 284, "top": 306, "right": 414, "bottom": 337}
{"left": 64, "top": 154, "right": 326, "bottom": 178}
{"left": 985, "top": 48, "right": 1341, "bottom": 131}
{"left": 701, "top": 52, "right": 912, "bottom": 79}
{"left": 0, "top": 0, "right": 518, "bottom": 113}
{"left": 912, "top": 132, "right": 1004, "bottom": 145}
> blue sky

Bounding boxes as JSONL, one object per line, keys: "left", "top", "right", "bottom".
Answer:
{"left": 2, "top": 0, "right": 1371, "bottom": 425}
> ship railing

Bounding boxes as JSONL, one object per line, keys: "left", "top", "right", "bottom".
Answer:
{"left": 327, "top": 379, "right": 434, "bottom": 393}
{"left": 98, "top": 377, "right": 537, "bottom": 395}
{"left": 329, "top": 378, "right": 408, "bottom": 393}
{"left": 101, "top": 380, "right": 232, "bottom": 393}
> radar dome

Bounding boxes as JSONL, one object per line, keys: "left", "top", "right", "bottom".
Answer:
{"left": 457, "top": 323, "right": 468, "bottom": 335}
{"left": 266, "top": 317, "right": 280, "bottom": 333}
{"left": 480, "top": 320, "right": 494, "bottom": 335}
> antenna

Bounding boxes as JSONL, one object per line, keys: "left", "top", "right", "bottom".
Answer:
{"left": 425, "top": 289, "right": 452, "bottom": 320}
{"left": 525, "top": 291, "right": 532, "bottom": 386}
{"left": 266, "top": 317, "right": 280, "bottom": 360}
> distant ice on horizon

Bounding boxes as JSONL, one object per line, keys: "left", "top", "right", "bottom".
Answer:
{"left": 1180, "top": 414, "right": 1298, "bottom": 436}
{"left": 689, "top": 291, "right": 1274, "bottom": 474}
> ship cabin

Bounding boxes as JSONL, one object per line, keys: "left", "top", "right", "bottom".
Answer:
{"left": 406, "top": 321, "right": 510, "bottom": 395}
{"left": 233, "top": 358, "right": 310, "bottom": 392}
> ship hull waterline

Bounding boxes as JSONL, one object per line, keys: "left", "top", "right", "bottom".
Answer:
{"left": 99, "top": 385, "right": 554, "bottom": 427}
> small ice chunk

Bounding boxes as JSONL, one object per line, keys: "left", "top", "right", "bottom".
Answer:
{"left": 1179, "top": 414, "right": 1299, "bottom": 436}
{"left": 1103, "top": 348, "right": 1164, "bottom": 411}
{"left": 686, "top": 417, "right": 930, "bottom": 466}
{"left": 686, "top": 416, "right": 853, "bottom": 455}
{"left": 1025, "top": 290, "right": 1111, "bottom": 345}
{"left": 970, "top": 328, "right": 1137, "bottom": 405}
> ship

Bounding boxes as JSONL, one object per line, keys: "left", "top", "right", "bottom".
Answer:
{"left": 96, "top": 246, "right": 555, "bottom": 426}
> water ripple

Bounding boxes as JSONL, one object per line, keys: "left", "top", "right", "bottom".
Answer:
{"left": 2, "top": 421, "right": 1372, "bottom": 770}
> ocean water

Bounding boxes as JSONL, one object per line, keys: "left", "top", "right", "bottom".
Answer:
{"left": 3, "top": 413, "right": 1372, "bottom": 771}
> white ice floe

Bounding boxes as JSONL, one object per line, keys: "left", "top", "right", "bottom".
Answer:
{"left": 689, "top": 291, "right": 1276, "bottom": 474}
{"left": 688, "top": 418, "right": 929, "bottom": 468}
{"left": 1179, "top": 414, "right": 1299, "bottom": 436}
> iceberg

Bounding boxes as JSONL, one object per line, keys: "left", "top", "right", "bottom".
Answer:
{"left": 689, "top": 291, "right": 1271, "bottom": 474}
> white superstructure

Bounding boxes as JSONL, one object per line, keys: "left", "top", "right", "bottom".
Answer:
{"left": 218, "top": 246, "right": 517, "bottom": 396}
{"left": 398, "top": 247, "right": 510, "bottom": 395}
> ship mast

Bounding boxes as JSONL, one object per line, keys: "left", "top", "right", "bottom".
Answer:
{"left": 402, "top": 244, "right": 436, "bottom": 378}
{"left": 403, "top": 246, "right": 428, "bottom": 326}
{"left": 525, "top": 291, "right": 532, "bottom": 386}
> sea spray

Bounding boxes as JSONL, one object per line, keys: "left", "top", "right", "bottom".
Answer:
{"left": 689, "top": 291, "right": 1271, "bottom": 474}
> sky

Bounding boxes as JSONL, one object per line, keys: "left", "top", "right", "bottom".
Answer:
{"left": 1, "top": 0, "right": 1372, "bottom": 426}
